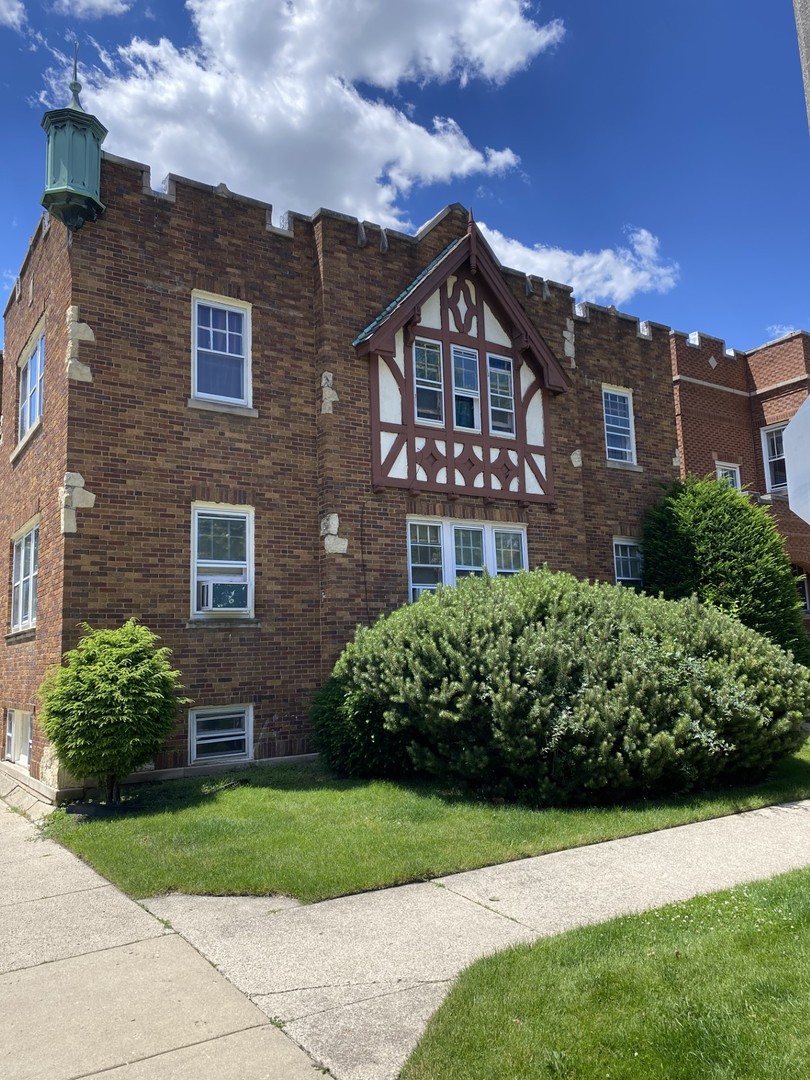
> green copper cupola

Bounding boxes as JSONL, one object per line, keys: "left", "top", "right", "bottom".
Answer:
{"left": 41, "top": 46, "right": 108, "bottom": 232}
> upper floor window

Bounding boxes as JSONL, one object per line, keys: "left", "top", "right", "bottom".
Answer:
{"left": 414, "top": 338, "right": 516, "bottom": 436}
{"left": 18, "top": 335, "right": 45, "bottom": 443}
{"left": 603, "top": 387, "right": 636, "bottom": 464}
{"left": 191, "top": 505, "right": 254, "bottom": 618}
{"left": 192, "top": 293, "right": 252, "bottom": 407}
{"left": 613, "top": 539, "right": 643, "bottom": 589}
{"left": 715, "top": 462, "right": 741, "bottom": 489}
{"left": 11, "top": 523, "right": 38, "bottom": 632}
{"left": 407, "top": 519, "right": 526, "bottom": 601}
{"left": 761, "top": 424, "right": 787, "bottom": 491}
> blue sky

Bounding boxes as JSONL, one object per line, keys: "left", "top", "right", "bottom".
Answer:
{"left": 1, "top": 0, "right": 808, "bottom": 352}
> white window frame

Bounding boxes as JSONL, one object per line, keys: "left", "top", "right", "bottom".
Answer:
{"left": 407, "top": 518, "right": 528, "bottom": 601}
{"left": 191, "top": 291, "right": 252, "bottom": 408}
{"left": 414, "top": 338, "right": 444, "bottom": 426}
{"left": 715, "top": 462, "right": 741, "bottom": 489}
{"left": 603, "top": 386, "right": 637, "bottom": 464}
{"left": 5, "top": 710, "right": 33, "bottom": 769}
{"left": 487, "top": 354, "right": 516, "bottom": 437}
{"left": 189, "top": 704, "right": 253, "bottom": 765}
{"left": 11, "top": 520, "right": 39, "bottom": 633}
{"left": 451, "top": 344, "right": 481, "bottom": 432}
{"left": 613, "top": 538, "right": 643, "bottom": 589}
{"left": 761, "top": 424, "right": 788, "bottom": 492}
{"left": 17, "top": 333, "right": 45, "bottom": 444}
{"left": 794, "top": 567, "right": 809, "bottom": 614}
{"left": 191, "top": 504, "right": 254, "bottom": 619}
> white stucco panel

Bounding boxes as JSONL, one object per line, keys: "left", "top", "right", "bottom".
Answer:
{"left": 525, "top": 461, "right": 543, "bottom": 495}
{"left": 455, "top": 469, "right": 465, "bottom": 486}
{"left": 380, "top": 430, "right": 398, "bottom": 462}
{"left": 415, "top": 465, "right": 427, "bottom": 481}
{"left": 415, "top": 437, "right": 426, "bottom": 452}
{"left": 483, "top": 302, "right": 511, "bottom": 347}
{"left": 491, "top": 475, "right": 502, "bottom": 490}
{"left": 525, "top": 386, "right": 545, "bottom": 444}
{"left": 436, "top": 467, "right": 447, "bottom": 483}
{"left": 509, "top": 476, "right": 520, "bottom": 491}
{"left": 473, "top": 473, "right": 485, "bottom": 488}
{"left": 389, "top": 444, "right": 409, "bottom": 479}
{"left": 378, "top": 358, "right": 402, "bottom": 424}
{"left": 420, "top": 289, "right": 442, "bottom": 330}
{"left": 508, "top": 450, "right": 518, "bottom": 466}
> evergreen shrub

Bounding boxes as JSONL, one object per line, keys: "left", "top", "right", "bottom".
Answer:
{"left": 39, "top": 619, "right": 188, "bottom": 803}
{"left": 313, "top": 569, "right": 810, "bottom": 804}
{"left": 642, "top": 476, "right": 810, "bottom": 664}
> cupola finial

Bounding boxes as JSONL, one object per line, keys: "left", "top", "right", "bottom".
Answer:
{"left": 68, "top": 41, "right": 84, "bottom": 112}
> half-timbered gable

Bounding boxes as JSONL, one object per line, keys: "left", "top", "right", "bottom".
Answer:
{"left": 354, "top": 219, "right": 570, "bottom": 504}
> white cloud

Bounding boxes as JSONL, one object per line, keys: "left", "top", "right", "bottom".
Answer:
{"left": 479, "top": 223, "right": 680, "bottom": 307}
{"left": 0, "top": 0, "right": 26, "bottom": 31}
{"left": 766, "top": 323, "right": 797, "bottom": 339}
{"left": 52, "top": 0, "right": 130, "bottom": 16}
{"left": 44, "top": 0, "right": 563, "bottom": 228}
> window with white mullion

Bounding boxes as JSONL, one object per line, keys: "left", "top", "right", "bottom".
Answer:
{"left": 193, "top": 295, "right": 250, "bottom": 406}
{"left": 487, "top": 355, "right": 515, "bottom": 436}
{"left": 192, "top": 507, "right": 252, "bottom": 616}
{"left": 5, "top": 710, "right": 33, "bottom": 768}
{"left": 408, "top": 521, "right": 444, "bottom": 599}
{"left": 408, "top": 519, "right": 526, "bottom": 600}
{"left": 762, "top": 425, "right": 787, "bottom": 491}
{"left": 414, "top": 340, "right": 444, "bottom": 424}
{"left": 11, "top": 525, "right": 38, "bottom": 632}
{"left": 453, "top": 526, "right": 485, "bottom": 577}
{"left": 716, "top": 463, "right": 741, "bottom": 489}
{"left": 18, "top": 336, "right": 45, "bottom": 442}
{"left": 451, "top": 345, "right": 480, "bottom": 431}
{"left": 190, "top": 706, "right": 252, "bottom": 763}
{"left": 603, "top": 388, "right": 636, "bottom": 463}
{"left": 494, "top": 529, "right": 525, "bottom": 573}
{"left": 613, "top": 539, "right": 643, "bottom": 589}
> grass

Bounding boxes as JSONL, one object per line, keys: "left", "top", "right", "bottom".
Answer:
{"left": 43, "top": 742, "right": 810, "bottom": 903}
{"left": 400, "top": 866, "right": 810, "bottom": 1080}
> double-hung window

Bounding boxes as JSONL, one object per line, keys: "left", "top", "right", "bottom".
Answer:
{"left": 794, "top": 566, "right": 809, "bottom": 614}
{"left": 189, "top": 705, "right": 252, "bottom": 764}
{"left": 192, "top": 293, "right": 252, "bottom": 407}
{"left": 18, "top": 335, "right": 45, "bottom": 442}
{"left": 407, "top": 519, "right": 527, "bottom": 601}
{"left": 488, "top": 355, "right": 515, "bottom": 435}
{"left": 11, "top": 524, "right": 38, "bottom": 632}
{"left": 762, "top": 424, "right": 787, "bottom": 491}
{"left": 613, "top": 539, "right": 643, "bottom": 589}
{"left": 715, "top": 463, "right": 741, "bottom": 489}
{"left": 192, "top": 506, "right": 254, "bottom": 618}
{"left": 4, "top": 710, "right": 33, "bottom": 768}
{"left": 414, "top": 340, "right": 444, "bottom": 424}
{"left": 603, "top": 387, "right": 636, "bottom": 464}
{"left": 452, "top": 346, "right": 480, "bottom": 430}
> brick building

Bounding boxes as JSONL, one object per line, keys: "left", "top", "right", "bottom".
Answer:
{"left": 1, "top": 94, "right": 808, "bottom": 803}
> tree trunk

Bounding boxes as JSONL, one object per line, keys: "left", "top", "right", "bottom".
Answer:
{"left": 105, "top": 775, "right": 121, "bottom": 805}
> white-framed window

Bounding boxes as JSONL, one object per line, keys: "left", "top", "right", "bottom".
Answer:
{"left": 414, "top": 339, "right": 444, "bottom": 424}
{"left": 452, "top": 345, "right": 480, "bottom": 431}
{"left": 613, "top": 539, "right": 643, "bottom": 589}
{"left": 192, "top": 292, "right": 252, "bottom": 407}
{"left": 191, "top": 505, "right": 254, "bottom": 618}
{"left": 487, "top": 355, "right": 516, "bottom": 436}
{"left": 794, "top": 567, "right": 809, "bottom": 614}
{"left": 18, "top": 335, "right": 45, "bottom": 442}
{"left": 761, "top": 424, "right": 787, "bottom": 492}
{"left": 189, "top": 705, "right": 253, "bottom": 764}
{"left": 11, "top": 523, "right": 39, "bottom": 632}
{"left": 603, "top": 386, "right": 636, "bottom": 464}
{"left": 407, "top": 518, "right": 527, "bottom": 601}
{"left": 5, "top": 710, "right": 33, "bottom": 768}
{"left": 715, "top": 462, "right": 741, "bottom": 489}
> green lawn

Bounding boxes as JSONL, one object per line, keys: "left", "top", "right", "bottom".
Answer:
{"left": 43, "top": 744, "right": 810, "bottom": 903}
{"left": 401, "top": 866, "right": 810, "bottom": 1080}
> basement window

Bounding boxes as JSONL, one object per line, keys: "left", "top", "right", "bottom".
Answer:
{"left": 5, "top": 710, "right": 32, "bottom": 768}
{"left": 189, "top": 705, "right": 253, "bottom": 764}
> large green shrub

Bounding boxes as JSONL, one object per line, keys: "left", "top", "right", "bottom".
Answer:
{"left": 313, "top": 570, "right": 810, "bottom": 804}
{"left": 39, "top": 619, "right": 188, "bottom": 803}
{"left": 642, "top": 475, "right": 810, "bottom": 663}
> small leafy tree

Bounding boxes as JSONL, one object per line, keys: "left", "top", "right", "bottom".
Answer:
{"left": 642, "top": 476, "right": 810, "bottom": 664}
{"left": 39, "top": 619, "right": 188, "bottom": 804}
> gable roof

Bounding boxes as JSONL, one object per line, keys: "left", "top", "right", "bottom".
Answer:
{"left": 353, "top": 217, "right": 570, "bottom": 393}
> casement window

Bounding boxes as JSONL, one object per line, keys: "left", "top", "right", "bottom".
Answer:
{"left": 11, "top": 524, "right": 38, "bottom": 632}
{"left": 613, "top": 539, "right": 644, "bottom": 589}
{"left": 413, "top": 339, "right": 516, "bottom": 435}
{"left": 794, "top": 567, "right": 809, "bottom": 613}
{"left": 5, "top": 710, "right": 33, "bottom": 768}
{"left": 488, "top": 355, "right": 515, "bottom": 435}
{"left": 715, "top": 463, "right": 741, "bottom": 489}
{"left": 191, "top": 505, "right": 254, "bottom": 618}
{"left": 407, "top": 518, "right": 527, "bottom": 600}
{"left": 189, "top": 705, "right": 252, "bottom": 764}
{"left": 192, "top": 293, "right": 252, "bottom": 407}
{"left": 761, "top": 424, "right": 788, "bottom": 491}
{"left": 18, "top": 335, "right": 45, "bottom": 442}
{"left": 603, "top": 387, "right": 636, "bottom": 464}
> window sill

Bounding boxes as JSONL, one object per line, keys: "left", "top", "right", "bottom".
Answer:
{"left": 9, "top": 420, "right": 42, "bottom": 465}
{"left": 606, "top": 459, "right": 643, "bottom": 473}
{"left": 5, "top": 627, "right": 36, "bottom": 645}
{"left": 185, "top": 618, "right": 262, "bottom": 629}
{"left": 187, "top": 398, "right": 259, "bottom": 419}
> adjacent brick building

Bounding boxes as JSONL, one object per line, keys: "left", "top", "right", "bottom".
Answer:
{"left": 2, "top": 104, "right": 808, "bottom": 802}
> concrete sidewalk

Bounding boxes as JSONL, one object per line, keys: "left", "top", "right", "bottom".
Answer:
{"left": 0, "top": 804, "right": 321, "bottom": 1080}
{"left": 144, "top": 800, "right": 810, "bottom": 1080}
